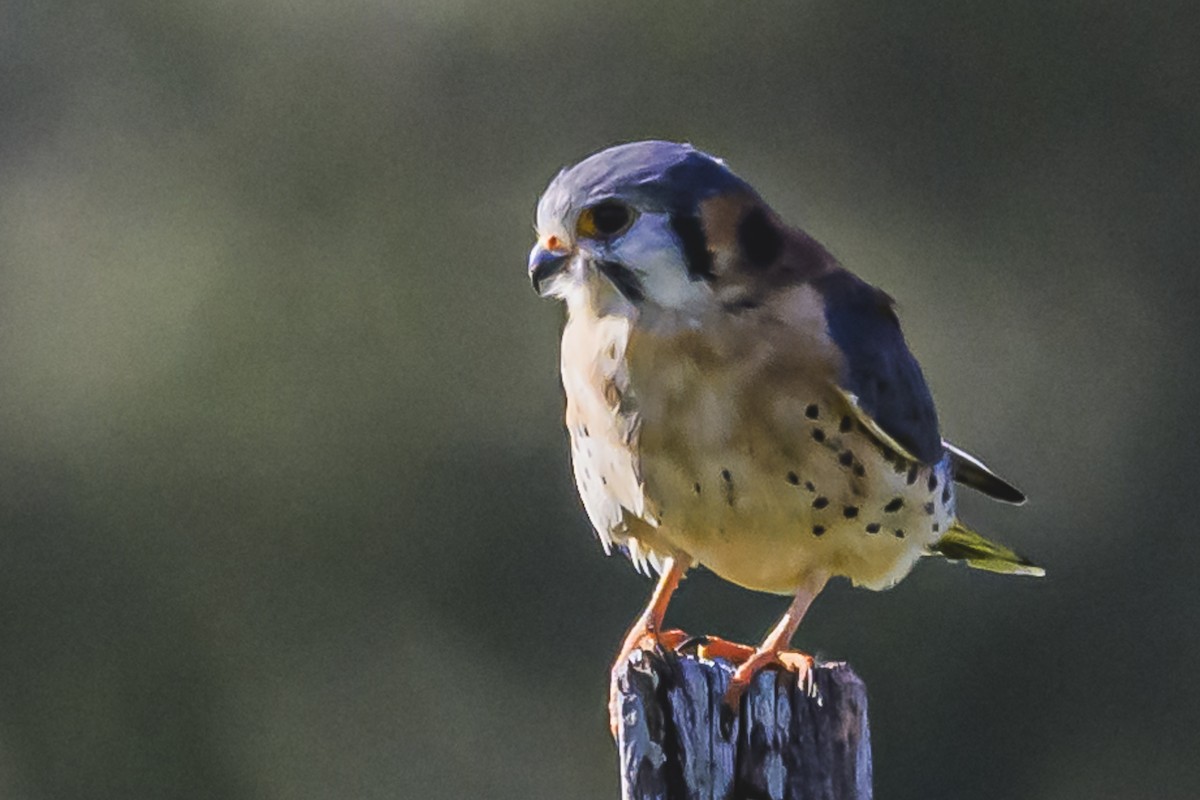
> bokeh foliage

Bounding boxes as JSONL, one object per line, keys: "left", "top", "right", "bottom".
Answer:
{"left": 0, "top": 2, "right": 1197, "bottom": 798}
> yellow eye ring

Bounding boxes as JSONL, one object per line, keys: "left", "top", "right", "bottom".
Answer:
{"left": 577, "top": 200, "right": 636, "bottom": 240}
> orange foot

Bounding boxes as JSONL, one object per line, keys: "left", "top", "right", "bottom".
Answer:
{"left": 719, "top": 647, "right": 815, "bottom": 734}
{"left": 684, "top": 634, "right": 755, "bottom": 663}
{"left": 608, "top": 627, "right": 690, "bottom": 737}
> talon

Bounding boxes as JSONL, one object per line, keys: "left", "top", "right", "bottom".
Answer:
{"left": 777, "top": 650, "right": 815, "bottom": 674}
{"left": 715, "top": 575, "right": 828, "bottom": 722}
{"left": 721, "top": 648, "right": 815, "bottom": 712}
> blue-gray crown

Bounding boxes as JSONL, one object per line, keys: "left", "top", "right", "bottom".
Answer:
{"left": 536, "top": 141, "right": 754, "bottom": 229}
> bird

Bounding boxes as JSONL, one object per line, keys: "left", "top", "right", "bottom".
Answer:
{"left": 527, "top": 140, "right": 1042, "bottom": 735}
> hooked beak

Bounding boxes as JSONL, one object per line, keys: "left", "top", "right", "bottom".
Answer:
{"left": 528, "top": 237, "right": 571, "bottom": 296}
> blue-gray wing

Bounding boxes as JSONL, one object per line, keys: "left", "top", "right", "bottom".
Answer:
{"left": 815, "top": 269, "right": 943, "bottom": 465}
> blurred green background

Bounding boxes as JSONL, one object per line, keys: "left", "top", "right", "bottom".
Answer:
{"left": 1, "top": 2, "right": 1197, "bottom": 798}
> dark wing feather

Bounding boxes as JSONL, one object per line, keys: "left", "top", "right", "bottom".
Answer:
{"left": 944, "top": 441, "right": 1027, "bottom": 504}
{"left": 816, "top": 269, "right": 943, "bottom": 464}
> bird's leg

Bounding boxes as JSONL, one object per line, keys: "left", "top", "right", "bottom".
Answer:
{"left": 722, "top": 571, "right": 830, "bottom": 714}
{"left": 609, "top": 555, "right": 690, "bottom": 736}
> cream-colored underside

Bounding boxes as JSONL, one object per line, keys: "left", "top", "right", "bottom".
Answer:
{"left": 561, "top": 282, "right": 953, "bottom": 595}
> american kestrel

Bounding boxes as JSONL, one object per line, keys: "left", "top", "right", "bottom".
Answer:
{"left": 528, "top": 141, "right": 1042, "bottom": 734}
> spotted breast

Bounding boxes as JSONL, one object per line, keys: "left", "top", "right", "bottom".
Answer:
{"left": 563, "top": 276, "right": 956, "bottom": 594}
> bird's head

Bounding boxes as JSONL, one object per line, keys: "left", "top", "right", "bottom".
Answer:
{"left": 529, "top": 141, "right": 827, "bottom": 317}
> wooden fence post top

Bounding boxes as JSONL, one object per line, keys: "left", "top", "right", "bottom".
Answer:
{"left": 616, "top": 648, "right": 872, "bottom": 800}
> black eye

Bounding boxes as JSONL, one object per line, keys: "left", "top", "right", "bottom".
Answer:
{"left": 592, "top": 201, "right": 631, "bottom": 234}
{"left": 579, "top": 200, "right": 634, "bottom": 239}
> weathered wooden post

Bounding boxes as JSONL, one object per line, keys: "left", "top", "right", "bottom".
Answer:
{"left": 615, "top": 648, "right": 872, "bottom": 800}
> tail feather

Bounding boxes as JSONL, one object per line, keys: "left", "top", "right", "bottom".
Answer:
{"left": 944, "top": 441, "right": 1027, "bottom": 505}
{"left": 931, "top": 521, "right": 1044, "bottom": 577}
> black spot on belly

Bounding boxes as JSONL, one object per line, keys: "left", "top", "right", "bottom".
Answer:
{"left": 928, "top": 473, "right": 939, "bottom": 492}
{"left": 843, "top": 506, "right": 859, "bottom": 519}
{"left": 693, "top": 482, "right": 702, "bottom": 495}
{"left": 923, "top": 502, "right": 935, "bottom": 515}
{"left": 907, "top": 466, "right": 919, "bottom": 485}
{"left": 804, "top": 481, "right": 815, "bottom": 492}
{"left": 884, "top": 497, "right": 904, "bottom": 513}
{"left": 894, "top": 529, "right": 906, "bottom": 539}
{"left": 721, "top": 469, "right": 735, "bottom": 507}
{"left": 838, "top": 451, "right": 854, "bottom": 467}
{"left": 812, "top": 525, "right": 826, "bottom": 537}
{"left": 805, "top": 404, "right": 819, "bottom": 419}
{"left": 813, "top": 497, "right": 829, "bottom": 509}
{"left": 786, "top": 471, "right": 800, "bottom": 485}
{"left": 812, "top": 429, "right": 826, "bottom": 443}
{"left": 866, "top": 523, "right": 881, "bottom": 534}
{"left": 853, "top": 463, "right": 866, "bottom": 478}
{"left": 932, "top": 522, "right": 941, "bottom": 533}
{"left": 942, "top": 485, "right": 951, "bottom": 503}
{"left": 839, "top": 416, "right": 853, "bottom": 433}
{"left": 600, "top": 476, "right": 607, "bottom": 485}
